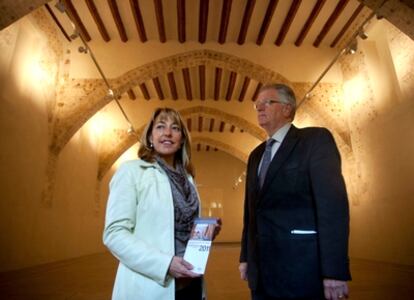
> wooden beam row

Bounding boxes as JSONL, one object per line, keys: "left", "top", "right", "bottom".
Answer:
{"left": 54, "top": 0, "right": 362, "bottom": 48}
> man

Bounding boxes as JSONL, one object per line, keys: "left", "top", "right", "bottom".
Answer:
{"left": 239, "top": 84, "right": 351, "bottom": 300}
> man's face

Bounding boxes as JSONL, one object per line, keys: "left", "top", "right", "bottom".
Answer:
{"left": 255, "top": 89, "right": 291, "bottom": 135}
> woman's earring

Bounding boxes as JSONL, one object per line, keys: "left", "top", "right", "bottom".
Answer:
{"left": 150, "top": 142, "right": 153, "bottom": 148}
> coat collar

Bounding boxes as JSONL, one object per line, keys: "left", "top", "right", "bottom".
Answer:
{"left": 138, "top": 158, "right": 195, "bottom": 183}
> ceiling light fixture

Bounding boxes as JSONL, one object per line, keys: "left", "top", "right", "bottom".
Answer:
{"left": 297, "top": 0, "right": 386, "bottom": 109}
{"left": 296, "top": 0, "right": 388, "bottom": 109}
{"left": 78, "top": 46, "right": 88, "bottom": 54}
{"left": 127, "top": 125, "right": 136, "bottom": 135}
{"left": 347, "top": 40, "right": 358, "bottom": 55}
{"left": 69, "top": 33, "right": 78, "bottom": 40}
{"left": 358, "top": 30, "right": 368, "bottom": 40}
{"left": 54, "top": 1, "right": 66, "bottom": 13}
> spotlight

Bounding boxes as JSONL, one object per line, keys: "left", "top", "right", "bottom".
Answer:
{"left": 55, "top": 1, "right": 66, "bottom": 13}
{"left": 358, "top": 30, "right": 368, "bottom": 40}
{"left": 78, "top": 46, "right": 88, "bottom": 54}
{"left": 127, "top": 125, "right": 136, "bottom": 135}
{"left": 347, "top": 40, "right": 358, "bottom": 55}
{"left": 104, "top": 89, "right": 115, "bottom": 101}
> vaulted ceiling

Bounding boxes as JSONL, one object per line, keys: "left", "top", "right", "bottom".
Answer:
{"left": 1, "top": 0, "right": 413, "bottom": 179}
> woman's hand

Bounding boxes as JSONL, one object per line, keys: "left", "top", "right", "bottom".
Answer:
{"left": 168, "top": 256, "right": 201, "bottom": 279}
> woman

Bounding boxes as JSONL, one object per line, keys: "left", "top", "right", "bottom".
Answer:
{"left": 103, "top": 107, "right": 208, "bottom": 300}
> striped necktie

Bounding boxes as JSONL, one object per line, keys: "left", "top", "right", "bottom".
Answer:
{"left": 258, "top": 138, "right": 275, "bottom": 188}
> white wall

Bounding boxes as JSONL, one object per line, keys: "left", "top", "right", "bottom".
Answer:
{"left": 345, "top": 20, "right": 414, "bottom": 265}
{"left": 0, "top": 17, "right": 106, "bottom": 271}
{"left": 193, "top": 151, "right": 246, "bottom": 242}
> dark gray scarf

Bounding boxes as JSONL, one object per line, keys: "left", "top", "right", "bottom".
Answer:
{"left": 155, "top": 157, "right": 199, "bottom": 257}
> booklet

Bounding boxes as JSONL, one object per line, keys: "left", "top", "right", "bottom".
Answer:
{"left": 183, "top": 217, "right": 218, "bottom": 274}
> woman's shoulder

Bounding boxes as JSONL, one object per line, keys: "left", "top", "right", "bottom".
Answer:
{"left": 116, "top": 159, "right": 156, "bottom": 174}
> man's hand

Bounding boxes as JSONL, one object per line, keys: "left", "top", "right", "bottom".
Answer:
{"left": 323, "top": 279, "right": 349, "bottom": 300}
{"left": 168, "top": 256, "right": 200, "bottom": 279}
{"left": 239, "top": 262, "right": 248, "bottom": 281}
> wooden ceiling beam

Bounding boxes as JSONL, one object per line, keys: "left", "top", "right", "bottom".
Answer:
{"left": 275, "top": 0, "right": 301, "bottom": 46}
{"left": 127, "top": 88, "right": 136, "bottom": 100}
{"left": 218, "top": 0, "right": 232, "bottom": 44}
{"left": 177, "top": 0, "right": 186, "bottom": 43}
{"left": 129, "top": 0, "right": 147, "bottom": 42}
{"left": 330, "top": 3, "right": 364, "bottom": 47}
{"left": 139, "top": 83, "right": 150, "bottom": 100}
{"left": 214, "top": 67, "right": 222, "bottom": 100}
{"left": 219, "top": 121, "right": 225, "bottom": 132}
{"left": 238, "top": 76, "right": 250, "bottom": 102}
{"left": 198, "top": 0, "right": 209, "bottom": 43}
{"left": 187, "top": 118, "right": 192, "bottom": 131}
{"left": 198, "top": 116, "right": 203, "bottom": 132}
{"left": 313, "top": 0, "right": 349, "bottom": 47}
{"left": 252, "top": 82, "right": 262, "bottom": 101}
{"left": 108, "top": 0, "right": 127, "bottom": 42}
{"left": 225, "top": 71, "right": 237, "bottom": 101}
{"left": 182, "top": 68, "right": 193, "bottom": 100}
{"left": 167, "top": 72, "right": 178, "bottom": 100}
{"left": 154, "top": 0, "right": 167, "bottom": 42}
{"left": 45, "top": 3, "right": 71, "bottom": 42}
{"left": 209, "top": 119, "right": 215, "bottom": 132}
{"left": 295, "top": 0, "right": 325, "bottom": 47}
{"left": 85, "top": 0, "right": 110, "bottom": 41}
{"left": 237, "top": 0, "right": 256, "bottom": 45}
{"left": 256, "top": 0, "right": 278, "bottom": 45}
{"left": 152, "top": 77, "right": 164, "bottom": 100}
{"left": 199, "top": 65, "right": 206, "bottom": 100}
{"left": 62, "top": 0, "right": 91, "bottom": 41}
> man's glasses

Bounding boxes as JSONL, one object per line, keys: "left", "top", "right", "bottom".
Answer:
{"left": 253, "top": 99, "right": 287, "bottom": 110}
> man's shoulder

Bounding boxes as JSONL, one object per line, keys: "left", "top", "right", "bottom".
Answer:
{"left": 251, "top": 140, "right": 266, "bottom": 153}
{"left": 296, "top": 126, "right": 332, "bottom": 138}
{"left": 247, "top": 141, "right": 266, "bottom": 162}
{"left": 295, "top": 126, "right": 338, "bottom": 149}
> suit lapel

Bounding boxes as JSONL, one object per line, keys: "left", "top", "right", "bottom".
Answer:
{"left": 250, "top": 142, "right": 266, "bottom": 192}
{"left": 258, "top": 126, "right": 299, "bottom": 200}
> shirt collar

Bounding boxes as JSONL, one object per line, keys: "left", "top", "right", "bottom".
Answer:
{"left": 270, "top": 122, "right": 291, "bottom": 143}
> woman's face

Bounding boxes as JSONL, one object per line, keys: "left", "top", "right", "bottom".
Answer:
{"left": 150, "top": 115, "right": 183, "bottom": 165}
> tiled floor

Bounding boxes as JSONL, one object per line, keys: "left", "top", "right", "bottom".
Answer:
{"left": 0, "top": 244, "right": 413, "bottom": 299}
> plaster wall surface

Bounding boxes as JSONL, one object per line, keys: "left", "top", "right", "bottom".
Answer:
{"left": 0, "top": 16, "right": 106, "bottom": 271}
{"left": 344, "top": 20, "right": 414, "bottom": 265}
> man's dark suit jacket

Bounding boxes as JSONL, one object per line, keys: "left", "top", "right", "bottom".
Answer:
{"left": 240, "top": 125, "right": 351, "bottom": 299}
